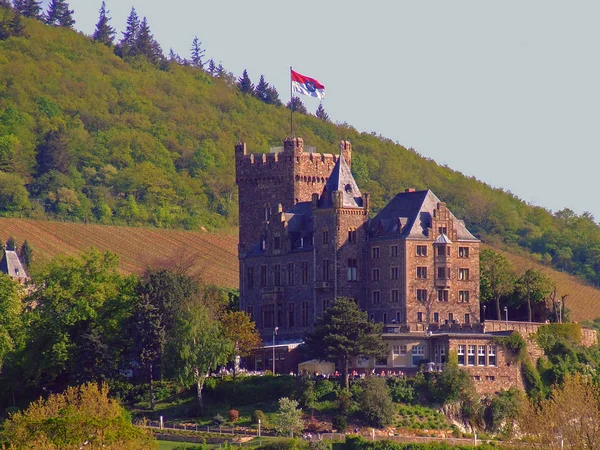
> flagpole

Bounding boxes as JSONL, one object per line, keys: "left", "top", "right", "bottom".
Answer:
{"left": 290, "top": 66, "right": 294, "bottom": 138}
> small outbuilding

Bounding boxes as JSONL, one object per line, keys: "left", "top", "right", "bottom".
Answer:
{"left": 298, "top": 359, "right": 335, "bottom": 375}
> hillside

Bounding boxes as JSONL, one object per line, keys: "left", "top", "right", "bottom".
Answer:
{"left": 0, "top": 10, "right": 600, "bottom": 286}
{"left": 1, "top": 218, "right": 599, "bottom": 322}
{"left": 0, "top": 218, "right": 238, "bottom": 287}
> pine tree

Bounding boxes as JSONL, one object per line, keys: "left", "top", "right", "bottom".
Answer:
{"left": 237, "top": 70, "right": 254, "bottom": 95}
{"left": 206, "top": 59, "right": 215, "bottom": 75}
{"left": 168, "top": 47, "right": 180, "bottom": 63}
{"left": 254, "top": 75, "right": 269, "bottom": 102}
{"left": 8, "top": 8, "right": 24, "bottom": 36}
{"left": 190, "top": 35, "right": 205, "bottom": 69}
{"left": 0, "top": 0, "right": 12, "bottom": 9}
{"left": 315, "top": 103, "right": 330, "bottom": 122}
{"left": 115, "top": 6, "right": 138, "bottom": 57}
{"left": 19, "top": 240, "right": 32, "bottom": 268}
{"left": 45, "top": 0, "right": 74, "bottom": 27}
{"left": 286, "top": 96, "right": 307, "bottom": 114}
{"left": 266, "top": 86, "right": 282, "bottom": 106}
{"left": 216, "top": 63, "right": 226, "bottom": 78}
{"left": 134, "top": 17, "right": 163, "bottom": 64}
{"left": 92, "top": 1, "right": 115, "bottom": 46}
{"left": 13, "top": 0, "right": 41, "bottom": 19}
{"left": 6, "top": 236, "right": 15, "bottom": 251}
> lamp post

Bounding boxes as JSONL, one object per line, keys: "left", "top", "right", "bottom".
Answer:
{"left": 504, "top": 306, "right": 508, "bottom": 324}
{"left": 272, "top": 327, "right": 278, "bottom": 375}
{"left": 482, "top": 305, "right": 486, "bottom": 323}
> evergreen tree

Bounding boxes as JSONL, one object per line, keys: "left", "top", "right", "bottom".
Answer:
{"left": 19, "top": 239, "right": 32, "bottom": 268}
{"left": 254, "top": 75, "right": 269, "bottom": 102}
{"left": 286, "top": 96, "right": 307, "bottom": 114}
{"left": 315, "top": 103, "right": 330, "bottom": 122}
{"left": 237, "top": 69, "right": 254, "bottom": 95}
{"left": 216, "top": 63, "right": 226, "bottom": 78}
{"left": 115, "top": 6, "right": 138, "bottom": 57}
{"left": 190, "top": 35, "right": 205, "bottom": 69}
{"left": 0, "top": 0, "right": 12, "bottom": 9}
{"left": 168, "top": 47, "right": 180, "bottom": 63}
{"left": 6, "top": 236, "right": 15, "bottom": 251}
{"left": 13, "top": 0, "right": 41, "bottom": 19}
{"left": 265, "top": 85, "right": 282, "bottom": 106}
{"left": 45, "top": 0, "right": 74, "bottom": 28}
{"left": 206, "top": 59, "right": 215, "bottom": 75}
{"left": 92, "top": 1, "right": 115, "bottom": 46}
{"left": 9, "top": 8, "right": 24, "bottom": 36}
{"left": 134, "top": 17, "right": 163, "bottom": 64}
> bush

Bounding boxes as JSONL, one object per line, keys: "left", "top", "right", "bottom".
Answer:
{"left": 386, "top": 378, "right": 415, "bottom": 404}
{"left": 228, "top": 409, "right": 239, "bottom": 424}
{"left": 253, "top": 409, "right": 267, "bottom": 425}
{"left": 255, "top": 439, "right": 308, "bottom": 450}
{"left": 356, "top": 377, "right": 395, "bottom": 428}
{"left": 429, "top": 362, "right": 474, "bottom": 405}
{"left": 204, "top": 375, "right": 296, "bottom": 405}
{"left": 485, "top": 387, "right": 523, "bottom": 434}
{"left": 314, "top": 379, "right": 337, "bottom": 400}
{"left": 332, "top": 415, "right": 347, "bottom": 432}
{"left": 212, "top": 414, "right": 225, "bottom": 426}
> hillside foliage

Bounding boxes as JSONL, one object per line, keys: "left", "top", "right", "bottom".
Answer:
{"left": 0, "top": 7, "right": 600, "bottom": 284}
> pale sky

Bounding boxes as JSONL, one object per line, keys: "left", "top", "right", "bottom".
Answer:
{"left": 47, "top": 1, "right": 600, "bottom": 221}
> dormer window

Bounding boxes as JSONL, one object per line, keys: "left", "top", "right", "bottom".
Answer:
{"left": 345, "top": 184, "right": 352, "bottom": 193}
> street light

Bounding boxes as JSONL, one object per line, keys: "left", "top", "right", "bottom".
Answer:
{"left": 504, "top": 306, "right": 508, "bottom": 324}
{"left": 272, "top": 327, "right": 278, "bottom": 374}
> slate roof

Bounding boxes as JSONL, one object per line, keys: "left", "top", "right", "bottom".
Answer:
{"left": 321, "top": 154, "right": 363, "bottom": 208}
{"left": 0, "top": 250, "right": 27, "bottom": 279}
{"left": 369, "top": 189, "right": 478, "bottom": 241}
{"left": 435, "top": 233, "right": 453, "bottom": 244}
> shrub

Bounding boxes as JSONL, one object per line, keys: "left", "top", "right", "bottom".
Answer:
{"left": 252, "top": 409, "right": 267, "bottom": 425}
{"left": 255, "top": 439, "right": 308, "bottom": 450}
{"left": 356, "top": 377, "right": 395, "bottom": 428}
{"left": 314, "top": 379, "right": 337, "bottom": 400}
{"left": 485, "top": 387, "right": 523, "bottom": 433}
{"left": 429, "top": 362, "right": 474, "bottom": 405}
{"left": 386, "top": 378, "right": 415, "bottom": 404}
{"left": 204, "top": 375, "right": 296, "bottom": 405}
{"left": 332, "top": 414, "right": 347, "bottom": 432}
{"left": 212, "top": 414, "right": 225, "bottom": 426}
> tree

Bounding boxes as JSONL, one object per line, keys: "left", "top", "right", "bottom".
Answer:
{"left": 480, "top": 249, "right": 516, "bottom": 320}
{"left": 237, "top": 69, "right": 254, "bottom": 95}
{"left": 115, "top": 6, "right": 138, "bottom": 57}
{"left": 222, "top": 310, "right": 261, "bottom": 377}
{"left": 286, "top": 96, "right": 308, "bottom": 114}
{"left": 304, "top": 297, "right": 388, "bottom": 389}
{"left": 0, "top": 382, "right": 155, "bottom": 449}
{"left": 168, "top": 297, "right": 231, "bottom": 416}
{"left": 206, "top": 59, "right": 216, "bottom": 75}
{"left": 0, "top": 273, "right": 21, "bottom": 375}
{"left": 254, "top": 75, "right": 270, "bottom": 103}
{"left": 315, "top": 103, "right": 330, "bottom": 122}
{"left": 516, "top": 268, "right": 554, "bottom": 322}
{"left": 133, "top": 17, "right": 163, "bottom": 64}
{"left": 357, "top": 377, "right": 395, "bottom": 428}
{"left": 8, "top": 9, "right": 25, "bottom": 36}
{"left": 6, "top": 236, "right": 15, "bottom": 250}
{"left": 18, "top": 239, "right": 32, "bottom": 268}
{"left": 45, "top": 0, "right": 74, "bottom": 28}
{"left": 190, "top": 35, "right": 205, "bottom": 69}
{"left": 92, "top": 1, "right": 115, "bottom": 46}
{"left": 13, "top": 0, "right": 41, "bottom": 19}
{"left": 519, "top": 374, "right": 600, "bottom": 449}
{"left": 273, "top": 397, "right": 304, "bottom": 437}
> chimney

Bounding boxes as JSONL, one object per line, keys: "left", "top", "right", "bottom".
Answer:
{"left": 362, "top": 192, "right": 370, "bottom": 211}
{"left": 405, "top": 188, "right": 416, "bottom": 193}
{"left": 284, "top": 137, "right": 304, "bottom": 153}
{"left": 340, "top": 140, "right": 352, "bottom": 168}
{"left": 311, "top": 193, "right": 319, "bottom": 209}
{"left": 235, "top": 142, "right": 247, "bottom": 156}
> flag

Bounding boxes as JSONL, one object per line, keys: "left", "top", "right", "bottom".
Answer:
{"left": 291, "top": 69, "right": 325, "bottom": 99}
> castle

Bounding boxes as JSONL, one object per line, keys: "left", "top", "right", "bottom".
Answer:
{"left": 236, "top": 137, "right": 596, "bottom": 393}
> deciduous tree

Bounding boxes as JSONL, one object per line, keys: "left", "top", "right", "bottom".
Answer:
{"left": 516, "top": 268, "right": 554, "bottom": 322}
{"left": 222, "top": 310, "right": 261, "bottom": 377}
{"left": 480, "top": 249, "right": 516, "bottom": 320}
{"left": 18, "top": 239, "right": 32, "bottom": 268}
{"left": 304, "top": 297, "right": 388, "bottom": 389}
{"left": 273, "top": 397, "right": 304, "bottom": 437}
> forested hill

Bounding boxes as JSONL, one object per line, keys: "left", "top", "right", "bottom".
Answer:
{"left": 0, "top": 10, "right": 600, "bottom": 285}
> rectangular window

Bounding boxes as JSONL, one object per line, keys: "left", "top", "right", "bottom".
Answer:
{"left": 458, "top": 247, "right": 469, "bottom": 258}
{"left": 323, "top": 229, "right": 329, "bottom": 245}
{"left": 438, "top": 226, "right": 447, "bottom": 235}
{"left": 478, "top": 345, "right": 486, "bottom": 365}
{"left": 287, "top": 263, "right": 295, "bottom": 286}
{"left": 416, "top": 266, "right": 427, "bottom": 279}
{"left": 486, "top": 375, "right": 496, "bottom": 381}
{"left": 372, "top": 247, "right": 380, "bottom": 259}
{"left": 389, "top": 266, "right": 399, "bottom": 280}
{"left": 391, "top": 245, "right": 398, "bottom": 257}
{"left": 417, "top": 312, "right": 423, "bottom": 322}
{"left": 464, "top": 313, "right": 470, "bottom": 324}
{"left": 459, "top": 268, "right": 470, "bottom": 281}
{"left": 260, "top": 265, "right": 268, "bottom": 287}
{"left": 301, "top": 302, "right": 309, "bottom": 326}
{"left": 372, "top": 268, "right": 380, "bottom": 282}
{"left": 391, "top": 289, "right": 399, "bottom": 303}
{"left": 488, "top": 345, "right": 496, "bottom": 366}
{"left": 457, "top": 345, "right": 465, "bottom": 365}
{"left": 433, "top": 312, "right": 439, "bottom": 323}
{"left": 301, "top": 262, "right": 308, "bottom": 284}
{"left": 437, "top": 289, "right": 449, "bottom": 302}
{"left": 437, "top": 267, "right": 449, "bottom": 279}
{"left": 273, "top": 264, "right": 281, "bottom": 286}
{"left": 263, "top": 304, "right": 274, "bottom": 328}
{"left": 372, "top": 291, "right": 380, "bottom": 304}
{"left": 400, "top": 345, "right": 407, "bottom": 355}
{"left": 274, "top": 235, "right": 281, "bottom": 250}
{"left": 247, "top": 306, "right": 254, "bottom": 322}
{"left": 459, "top": 290, "right": 470, "bottom": 302}
{"left": 416, "top": 289, "right": 428, "bottom": 301}
{"left": 448, "top": 312, "right": 454, "bottom": 323}
{"left": 437, "top": 246, "right": 450, "bottom": 257}
{"left": 392, "top": 345, "right": 400, "bottom": 356}
{"left": 412, "top": 345, "right": 425, "bottom": 366}
{"left": 347, "top": 258, "right": 358, "bottom": 281}
{"left": 288, "top": 303, "right": 295, "bottom": 327}
{"left": 348, "top": 229, "right": 357, "bottom": 244}
{"left": 473, "top": 375, "right": 481, "bottom": 381}
{"left": 383, "top": 313, "right": 387, "bottom": 324}
{"left": 246, "top": 267, "right": 254, "bottom": 289}
{"left": 416, "top": 245, "right": 427, "bottom": 256}
{"left": 468, "top": 345, "right": 476, "bottom": 366}
{"left": 322, "top": 260, "right": 330, "bottom": 282}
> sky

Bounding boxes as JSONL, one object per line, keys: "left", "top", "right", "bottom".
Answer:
{"left": 45, "top": 1, "right": 600, "bottom": 221}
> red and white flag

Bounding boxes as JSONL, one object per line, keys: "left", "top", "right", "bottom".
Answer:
{"left": 291, "top": 69, "right": 325, "bottom": 99}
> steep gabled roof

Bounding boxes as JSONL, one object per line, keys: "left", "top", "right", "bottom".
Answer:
{"left": 435, "top": 233, "right": 453, "bottom": 244}
{"left": 321, "top": 154, "right": 363, "bottom": 208}
{"left": 369, "top": 190, "right": 478, "bottom": 241}
{"left": 0, "top": 250, "right": 27, "bottom": 280}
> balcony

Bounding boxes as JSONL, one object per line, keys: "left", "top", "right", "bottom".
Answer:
{"left": 314, "top": 281, "right": 332, "bottom": 290}
{"left": 434, "top": 278, "right": 450, "bottom": 288}
{"left": 261, "top": 286, "right": 284, "bottom": 294}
